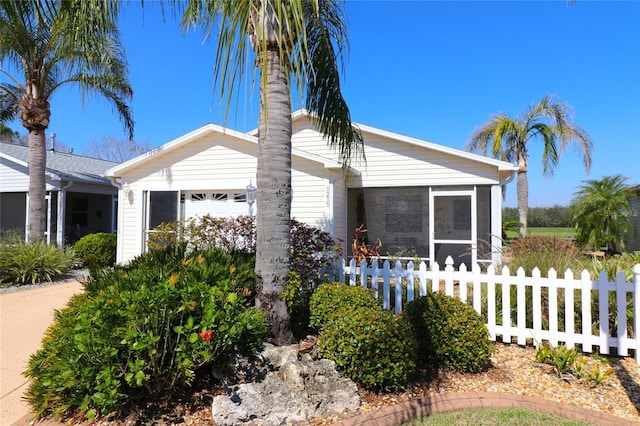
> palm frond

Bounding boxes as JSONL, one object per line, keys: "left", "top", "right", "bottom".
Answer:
{"left": 303, "top": 0, "right": 362, "bottom": 166}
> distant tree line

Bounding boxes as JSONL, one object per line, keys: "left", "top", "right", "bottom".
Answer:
{"left": 503, "top": 205, "right": 572, "bottom": 228}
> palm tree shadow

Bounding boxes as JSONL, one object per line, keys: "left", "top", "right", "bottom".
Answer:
{"left": 611, "top": 357, "right": 640, "bottom": 415}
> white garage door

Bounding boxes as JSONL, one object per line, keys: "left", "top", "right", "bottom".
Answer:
{"left": 184, "top": 191, "right": 251, "bottom": 220}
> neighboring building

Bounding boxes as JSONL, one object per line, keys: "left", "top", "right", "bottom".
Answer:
{"left": 0, "top": 142, "right": 118, "bottom": 245}
{"left": 105, "top": 110, "right": 518, "bottom": 266}
{"left": 626, "top": 184, "right": 640, "bottom": 252}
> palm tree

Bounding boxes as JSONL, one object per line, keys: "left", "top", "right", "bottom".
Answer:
{"left": 571, "top": 175, "right": 634, "bottom": 253}
{"left": 466, "top": 95, "right": 593, "bottom": 237}
{"left": 0, "top": 0, "right": 134, "bottom": 242}
{"left": 179, "top": 0, "right": 363, "bottom": 344}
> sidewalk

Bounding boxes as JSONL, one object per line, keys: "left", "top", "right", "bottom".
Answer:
{"left": 0, "top": 280, "right": 84, "bottom": 426}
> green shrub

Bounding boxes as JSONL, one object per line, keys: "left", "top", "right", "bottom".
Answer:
{"left": 405, "top": 292, "right": 493, "bottom": 373}
{"left": 281, "top": 271, "right": 311, "bottom": 339}
{"left": 147, "top": 215, "right": 342, "bottom": 288}
{"left": 317, "top": 307, "right": 417, "bottom": 391}
{"left": 73, "top": 233, "right": 117, "bottom": 270}
{"left": 25, "top": 245, "right": 267, "bottom": 420}
{"left": 0, "top": 240, "right": 76, "bottom": 285}
{"left": 309, "top": 282, "right": 380, "bottom": 331}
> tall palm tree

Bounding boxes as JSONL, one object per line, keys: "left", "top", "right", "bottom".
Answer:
{"left": 0, "top": 0, "right": 134, "bottom": 242}
{"left": 181, "top": 0, "right": 363, "bottom": 344}
{"left": 466, "top": 95, "right": 593, "bottom": 237}
{"left": 571, "top": 175, "right": 634, "bottom": 253}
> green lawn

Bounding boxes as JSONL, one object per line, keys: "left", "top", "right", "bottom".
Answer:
{"left": 402, "top": 407, "right": 593, "bottom": 426}
{"left": 505, "top": 227, "right": 574, "bottom": 240}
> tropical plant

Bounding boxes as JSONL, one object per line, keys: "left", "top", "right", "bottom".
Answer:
{"left": 0, "top": 0, "right": 134, "bottom": 242}
{"left": 0, "top": 239, "right": 76, "bottom": 285}
{"left": 466, "top": 95, "right": 593, "bottom": 237}
{"left": 25, "top": 245, "right": 267, "bottom": 420}
{"left": 571, "top": 175, "right": 634, "bottom": 253}
{"left": 179, "top": 0, "right": 364, "bottom": 344}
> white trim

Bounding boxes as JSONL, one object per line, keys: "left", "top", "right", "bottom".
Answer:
{"left": 288, "top": 109, "right": 519, "bottom": 174}
{"left": 429, "top": 188, "right": 477, "bottom": 266}
{"left": 104, "top": 124, "right": 346, "bottom": 178}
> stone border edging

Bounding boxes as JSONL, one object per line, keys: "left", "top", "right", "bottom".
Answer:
{"left": 332, "top": 392, "right": 639, "bottom": 426}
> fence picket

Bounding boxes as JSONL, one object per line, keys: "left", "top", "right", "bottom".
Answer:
{"left": 501, "top": 266, "right": 512, "bottom": 343}
{"left": 418, "top": 261, "right": 428, "bottom": 297}
{"left": 616, "top": 271, "right": 628, "bottom": 356}
{"left": 548, "top": 268, "right": 559, "bottom": 347}
{"left": 564, "top": 270, "right": 576, "bottom": 349}
{"left": 580, "top": 269, "right": 593, "bottom": 354}
{"left": 472, "top": 264, "right": 482, "bottom": 316}
{"left": 530, "top": 267, "right": 542, "bottom": 346}
{"left": 407, "top": 261, "right": 415, "bottom": 303}
{"left": 333, "top": 258, "right": 640, "bottom": 364}
{"left": 382, "top": 260, "right": 391, "bottom": 310}
{"left": 516, "top": 267, "right": 527, "bottom": 345}
{"left": 394, "top": 261, "right": 403, "bottom": 314}
{"left": 371, "top": 261, "right": 380, "bottom": 300}
{"left": 598, "top": 270, "right": 610, "bottom": 355}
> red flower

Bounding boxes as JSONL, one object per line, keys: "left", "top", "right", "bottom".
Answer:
{"left": 199, "top": 331, "right": 213, "bottom": 341}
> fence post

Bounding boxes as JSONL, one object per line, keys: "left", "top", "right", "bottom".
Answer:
{"left": 633, "top": 264, "right": 640, "bottom": 364}
{"left": 338, "top": 258, "right": 346, "bottom": 283}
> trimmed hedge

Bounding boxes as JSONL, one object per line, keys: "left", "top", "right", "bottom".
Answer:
{"left": 405, "top": 292, "right": 493, "bottom": 373}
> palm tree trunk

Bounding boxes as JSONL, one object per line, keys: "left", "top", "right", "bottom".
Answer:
{"left": 255, "top": 47, "right": 294, "bottom": 345}
{"left": 517, "top": 170, "right": 528, "bottom": 238}
{"left": 27, "top": 129, "right": 47, "bottom": 242}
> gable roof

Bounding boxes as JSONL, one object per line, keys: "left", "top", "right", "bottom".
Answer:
{"left": 0, "top": 142, "right": 118, "bottom": 184}
{"left": 104, "top": 123, "right": 348, "bottom": 177}
{"left": 284, "top": 110, "right": 519, "bottom": 172}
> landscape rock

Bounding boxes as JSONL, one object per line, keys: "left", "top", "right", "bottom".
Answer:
{"left": 211, "top": 343, "right": 360, "bottom": 425}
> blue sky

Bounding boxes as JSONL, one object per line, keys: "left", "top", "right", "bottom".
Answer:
{"left": 3, "top": 1, "right": 639, "bottom": 208}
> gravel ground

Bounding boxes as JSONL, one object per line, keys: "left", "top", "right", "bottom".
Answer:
{"left": 313, "top": 343, "right": 640, "bottom": 425}
{"left": 88, "top": 343, "right": 640, "bottom": 426}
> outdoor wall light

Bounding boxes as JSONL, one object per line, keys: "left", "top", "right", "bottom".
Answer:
{"left": 246, "top": 180, "right": 257, "bottom": 216}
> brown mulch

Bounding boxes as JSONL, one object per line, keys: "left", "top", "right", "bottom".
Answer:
{"left": 54, "top": 343, "right": 640, "bottom": 425}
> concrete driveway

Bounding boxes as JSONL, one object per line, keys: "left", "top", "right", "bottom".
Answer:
{"left": 0, "top": 280, "right": 83, "bottom": 425}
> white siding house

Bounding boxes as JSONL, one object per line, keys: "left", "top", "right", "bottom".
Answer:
{"left": 105, "top": 111, "right": 518, "bottom": 266}
{"left": 0, "top": 142, "right": 119, "bottom": 245}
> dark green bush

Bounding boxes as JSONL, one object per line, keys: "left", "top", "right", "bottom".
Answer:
{"left": 0, "top": 240, "right": 76, "bottom": 284}
{"left": 317, "top": 307, "right": 417, "bottom": 391}
{"left": 308, "top": 282, "right": 380, "bottom": 331}
{"left": 73, "top": 233, "right": 117, "bottom": 269}
{"left": 25, "top": 245, "right": 267, "bottom": 421}
{"left": 405, "top": 292, "right": 493, "bottom": 373}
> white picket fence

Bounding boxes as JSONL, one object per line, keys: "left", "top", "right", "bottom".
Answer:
{"left": 332, "top": 256, "right": 640, "bottom": 364}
